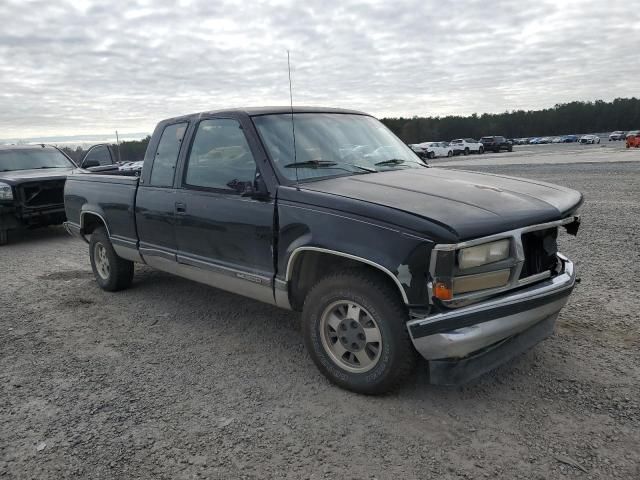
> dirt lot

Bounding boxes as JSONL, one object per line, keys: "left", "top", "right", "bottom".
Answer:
{"left": 1, "top": 150, "right": 639, "bottom": 479}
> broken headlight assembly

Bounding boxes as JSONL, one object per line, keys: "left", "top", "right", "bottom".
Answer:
{"left": 431, "top": 239, "right": 515, "bottom": 302}
{"left": 0, "top": 182, "right": 13, "bottom": 201}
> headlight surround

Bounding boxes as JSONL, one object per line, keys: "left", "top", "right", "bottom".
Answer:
{"left": 0, "top": 182, "right": 13, "bottom": 201}
{"left": 458, "top": 239, "right": 510, "bottom": 270}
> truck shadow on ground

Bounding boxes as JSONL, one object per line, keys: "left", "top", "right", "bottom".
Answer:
{"left": 115, "top": 266, "right": 546, "bottom": 400}
{"left": 1, "top": 225, "right": 70, "bottom": 247}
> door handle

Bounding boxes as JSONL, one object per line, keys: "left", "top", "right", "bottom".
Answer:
{"left": 175, "top": 202, "right": 186, "bottom": 214}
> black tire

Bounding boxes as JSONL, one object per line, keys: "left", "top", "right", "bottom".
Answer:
{"left": 494, "top": 147, "right": 500, "bottom": 153}
{"left": 0, "top": 229, "right": 7, "bottom": 246}
{"left": 478, "top": 147, "right": 484, "bottom": 154}
{"left": 463, "top": 147, "right": 469, "bottom": 156}
{"left": 447, "top": 150, "right": 453, "bottom": 157}
{"left": 302, "top": 269, "right": 417, "bottom": 394}
{"left": 89, "top": 226, "right": 134, "bottom": 292}
{"left": 508, "top": 145, "right": 513, "bottom": 152}
{"left": 427, "top": 151, "right": 435, "bottom": 159}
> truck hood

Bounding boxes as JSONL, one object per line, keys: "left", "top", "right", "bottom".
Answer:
{"left": 0, "top": 168, "right": 74, "bottom": 184}
{"left": 300, "top": 167, "right": 583, "bottom": 240}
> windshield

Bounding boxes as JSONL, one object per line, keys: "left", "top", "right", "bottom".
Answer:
{"left": 252, "top": 113, "right": 426, "bottom": 182}
{"left": 0, "top": 148, "right": 74, "bottom": 172}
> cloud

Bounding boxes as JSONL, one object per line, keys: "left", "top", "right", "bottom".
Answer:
{"left": 0, "top": 0, "right": 638, "bottom": 138}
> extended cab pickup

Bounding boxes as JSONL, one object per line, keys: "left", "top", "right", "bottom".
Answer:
{"left": 64, "top": 107, "right": 582, "bottom": 394}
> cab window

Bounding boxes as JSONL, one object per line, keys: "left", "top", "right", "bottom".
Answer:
{"left": 149, "top": 122, "right": 187, "bottom": 187}
{"left": 183, "top": 119, "right": 258, "bottom": 193}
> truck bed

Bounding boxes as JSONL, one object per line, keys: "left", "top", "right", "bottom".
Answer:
{"left": 64, "top": 172, "right": 139, "bottom": 243}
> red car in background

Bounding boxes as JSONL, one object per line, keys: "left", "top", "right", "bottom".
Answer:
{"left": 626, "top": 130, "right": 640, "bottom": 148}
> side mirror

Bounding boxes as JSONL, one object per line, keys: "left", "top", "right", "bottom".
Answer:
{"left": 241, "top": 176, "right": 269, "bottom": 200}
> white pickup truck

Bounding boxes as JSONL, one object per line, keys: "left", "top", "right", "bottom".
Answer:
{"left": 450, "top": 138, "right": 484, "bottom": 155}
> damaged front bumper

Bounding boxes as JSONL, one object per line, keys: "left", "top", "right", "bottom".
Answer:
{"left": 407, "top": 254, "right": 576, "bottom": 384}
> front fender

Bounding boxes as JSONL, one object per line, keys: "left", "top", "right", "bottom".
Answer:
{"left": 277, "top": 200, "right": 434, "bottom": 306}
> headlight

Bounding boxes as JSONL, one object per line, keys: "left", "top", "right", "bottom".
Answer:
{"left": 458, "top": 239, "right": 510, "bottom": 270}
{"left": 0, "top": 182, "right": 13, "bottom": 201}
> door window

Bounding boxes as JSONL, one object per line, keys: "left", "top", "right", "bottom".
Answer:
{"left": 184, "top": 119, "right": 258, "bottom": 193}
{"left": 84, "top": 145, "right": 113, "bottom": 166}
{"left": 149, "top": 122, "right": 188, "bottom": 187}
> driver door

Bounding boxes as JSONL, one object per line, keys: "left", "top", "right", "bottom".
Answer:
{"left": 173, "top": 117, "right": 275, "bottom": 302}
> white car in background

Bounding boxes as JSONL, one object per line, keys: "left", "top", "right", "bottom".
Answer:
{"left": 411, "top": 141, "right": 453, "bottom": 159}
{"left": 449, "top": 138, "right": 484, "bottom": 155}
{"left": 579, "top": 134, "right": 601, "bottom": 144}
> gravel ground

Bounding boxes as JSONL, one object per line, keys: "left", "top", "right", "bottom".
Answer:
{"left": 1, "top": 155, "right": 639, "bottom": 479}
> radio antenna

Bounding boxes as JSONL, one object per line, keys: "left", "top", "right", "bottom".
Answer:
{"left": 287, "top": 50, "right": 299, "bottom": 189}
{"left": 115, "top": 130, "right": 122, "bottom": 163}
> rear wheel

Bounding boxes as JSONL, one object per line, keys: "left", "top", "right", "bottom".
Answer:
{"left": 447, "top": 150, "right": 453, "bottom": 157}
{"left": 89, "top": 227, "right": 134, "bottom": 291}
{"left": 463, "top": 147, "right": 469, "bottom": 156}
{"left": 302, "top": 270, "right": 417, "bottom": 394}
{"left": 427, "top": 151, "right": 435, "bottom": 159}
{"left": 508, "top": 145, "right": 513, "bottom": 152}
{"left": 478, "top": 146, "right": 484, "bottom": 154}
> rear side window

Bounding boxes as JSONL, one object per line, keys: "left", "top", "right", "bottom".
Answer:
{"left": 184, "top": 119, "right": 258, "bottom": 193}
{"left": 149, "top": 122, "right": 187, "bottom": 187}
{"left": 84, "top": 145, "right": 112, "bottom": 166}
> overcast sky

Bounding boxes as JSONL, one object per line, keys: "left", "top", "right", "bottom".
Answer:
{"left": 0, "top": 0, "right": 638, "bottom": 139}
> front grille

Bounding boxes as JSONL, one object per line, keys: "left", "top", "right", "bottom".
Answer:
{"left": 520, "top": 227, "right": 558, "bottom": 278}
{"left": 18, "top": 180, "right": 65, "bottom": 208}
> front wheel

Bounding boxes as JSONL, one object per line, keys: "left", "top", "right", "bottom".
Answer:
{"left": 447, "top": 150, "right": 453, "bottom": 157}
{"left": 478, "top": 147, "right": 484, "bottom": 154}
{"left": 89, "top": 227, "right": 134, "bottom": 291}
{"left": 427, "top": 151, "right": 435, "bottom": 159}
{"left": 302, "top": 270, "right": 417, "bottom": 394}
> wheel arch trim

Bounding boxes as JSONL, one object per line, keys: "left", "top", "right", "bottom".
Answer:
{"left": 80, "top": 209, "right": 111, "bottom": 237}
{"left": 284, "top": 246, "right": 409, "bottom": 304}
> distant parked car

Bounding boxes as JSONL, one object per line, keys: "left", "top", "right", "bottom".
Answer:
{"left": 625, "top": 130, "right": 640, "bottom": 148}
{"left": 562, "top": 135, "right": 579, "bottom": 143}
{"left": 409, "top": 142, "right": 452, "bottom": 159}
{"left": 552, "top": 137, "right": 563, "bottom": 143}
{"left": 579, "top": 135, "right": 601, "bottom": 144}
{"left": 422, "top": 141, "right": 454, "bottom": 159}
{"left": 609, "top": 131, "right": 626, "bottom": 141}
{"left": 449, "top": 138, "right": 484, "bottom": 155}
{"left": 480, "top": 136, "right": 512, "bottom": 153}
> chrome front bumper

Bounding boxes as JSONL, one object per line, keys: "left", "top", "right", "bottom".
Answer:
{"left": 407, "top": 254, "right": 575, "bottom": 377}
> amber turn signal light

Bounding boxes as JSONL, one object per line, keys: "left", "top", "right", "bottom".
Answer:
{"left": 434, "top": 281, "right": 453, "bottom": 301}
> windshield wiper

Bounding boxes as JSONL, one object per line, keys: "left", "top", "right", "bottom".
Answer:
{"left": 374, "top": 158, "right": 406, "bottom": 166}
{"left": 37, "top": 166, "right": 66, "bottom": 169}
{"left": 351, "top": 164, "right": 377, "bottom": 173}
{"left": 285, "top": 160, "right": 339, "bottom": 168}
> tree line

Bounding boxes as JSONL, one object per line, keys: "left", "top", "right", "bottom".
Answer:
{"left": 380, "top": 98, "right": 640, "bottom": 144}
{"left": 59, "top": 98, "right": 640, "bottom": 161}
{"left": 61, "top": 136, "right": 151, "bottom": 163}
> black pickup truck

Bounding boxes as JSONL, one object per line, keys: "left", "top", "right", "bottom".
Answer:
{"left": 0, "top": 145, "right": 78, "bottom": 245}
{"left": 64, "top": 107, "right": 582, "bottom": 394}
